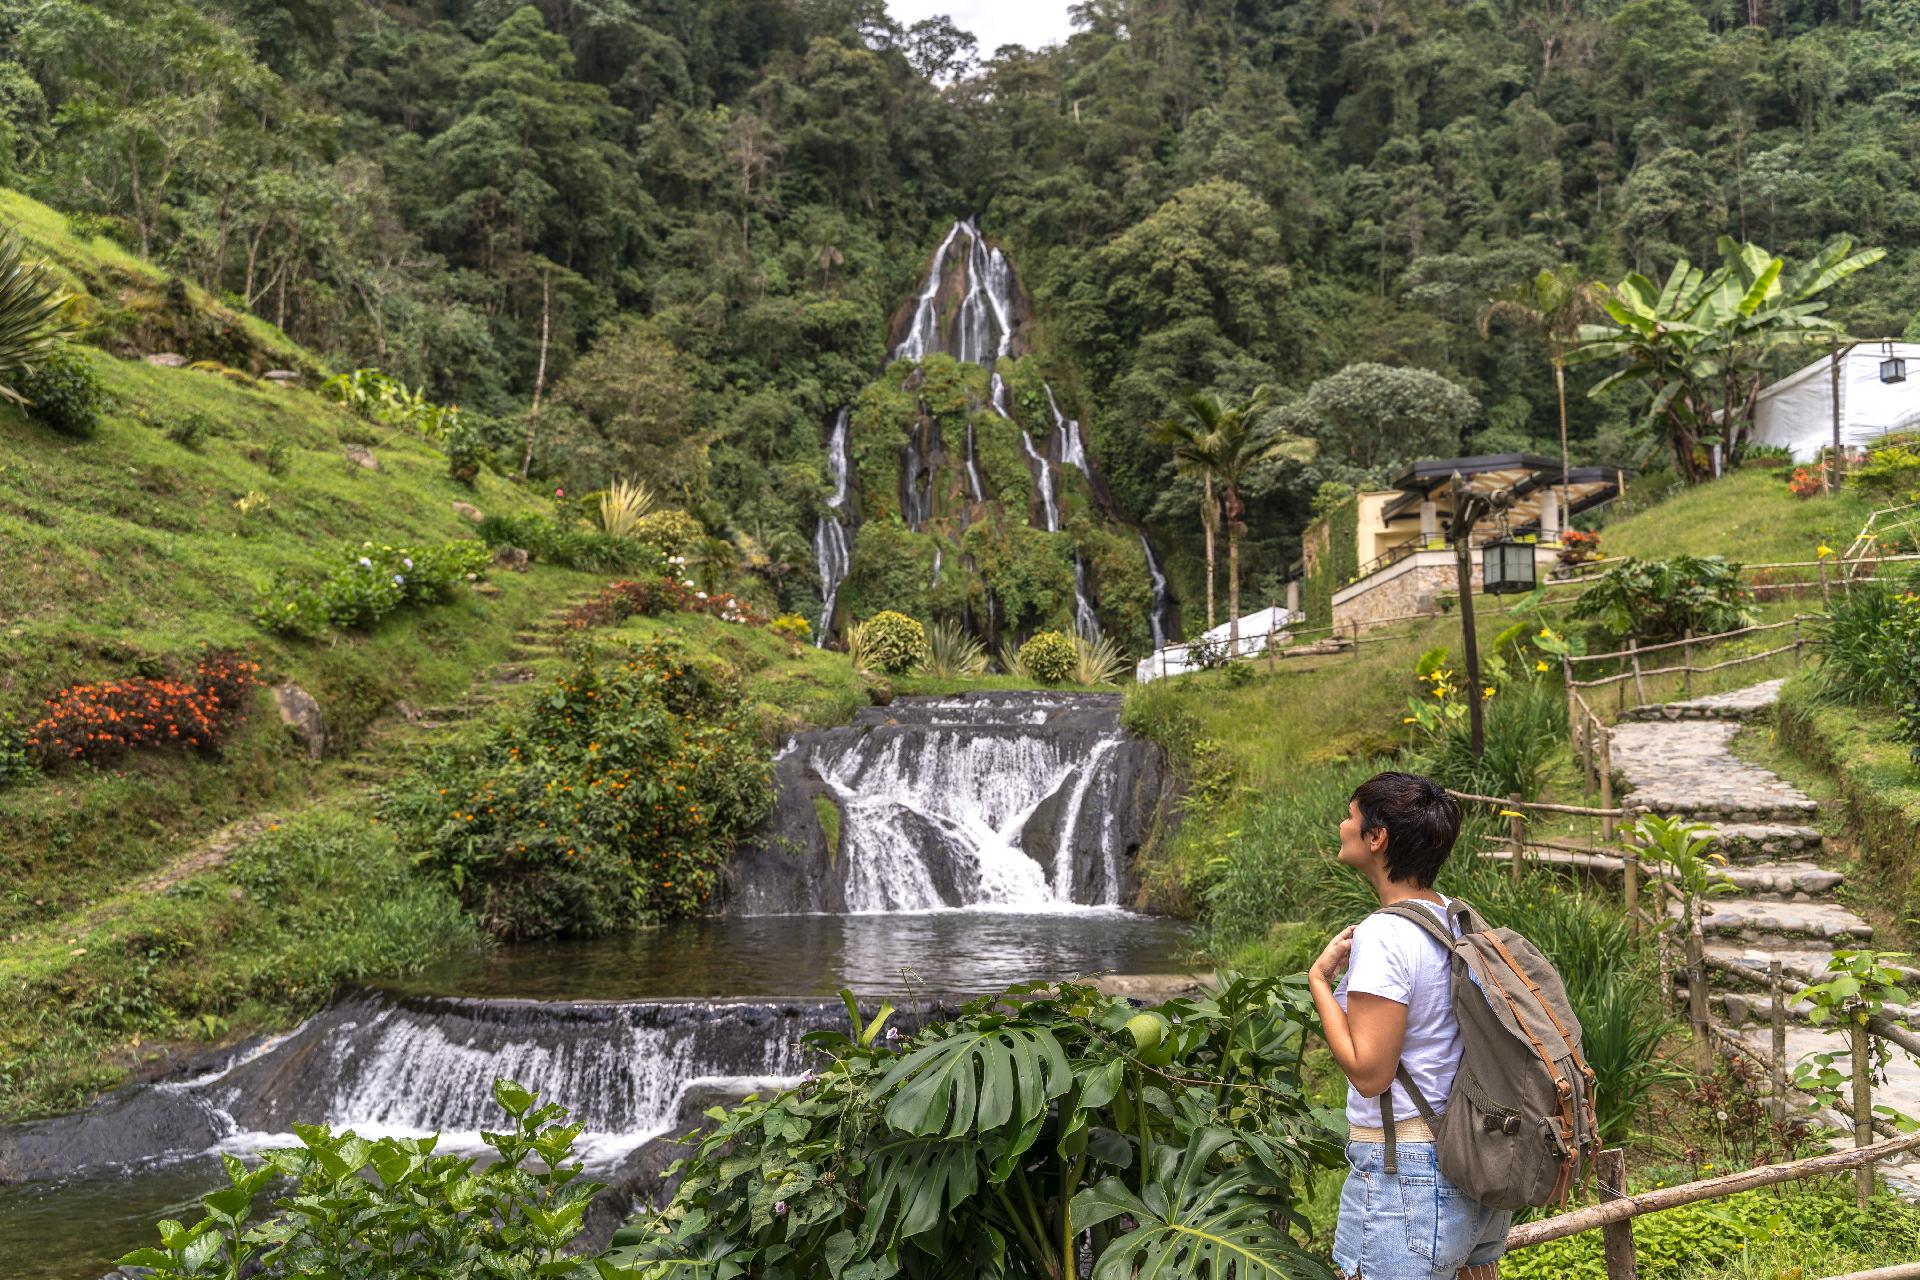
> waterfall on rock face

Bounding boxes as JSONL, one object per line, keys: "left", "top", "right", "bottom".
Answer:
{"left": 812, "top": 408, "right": 853, "bottom": 644}
{"left": 751, "top": 693, "right": 1159, "bottom": 913}
{"left": 1073, "top": 557, "right": 1101, "bottom": 640}
{"left": 1141, "top": 533, "right": 1172, "bottom": 649}
{"left": 1047, "top": 382, "right": 1090, "bottom": 474}
{"left": 1020, "top": 429, "right": 1059, "bottom": 531}
{"left": 965, "top": 418, "right": 985, "bottom": 502}
{"left": 894, "top": 221, "right": 966, "bottom": 362}
{"left": 930, "top": 545, "right": 943, "bottom": 587}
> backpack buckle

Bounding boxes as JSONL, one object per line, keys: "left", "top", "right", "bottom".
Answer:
{"left": 1483, "top": 1111, "right": 1521, "bottom": 1136}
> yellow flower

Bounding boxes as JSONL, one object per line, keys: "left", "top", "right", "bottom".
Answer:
{"left": 1817, "top": 544, "right": 1835, "bottom": 559}
{"left": 1539, "top": 627, "right": 1554, "bottom": 639}
{"left": 1403, "top": 716, "right": 1418, "bottom": 724}
{"left": 1499, "top": 809, "right": 1524, "bottom": 819}
{"left": 1535, "top": 660, "right": 1550, "bottom": 672}
{"left": 1484, "top": 686, "right": 1497, "bottom": 697}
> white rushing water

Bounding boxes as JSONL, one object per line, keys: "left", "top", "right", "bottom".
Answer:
{"left": 1141, "top": 532, "right": 1172, "bottom": 650}
{"left": 806, "top": 695, "right": 1133, "bottom": 913}
{"left": 812, "top": 407, "right": 854, "bottom": 643}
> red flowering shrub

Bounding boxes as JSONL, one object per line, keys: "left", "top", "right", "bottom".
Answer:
{"left": 26, "top": 651, "right": 261, "bottom": 766}
{"left": 1557, "top": 528, "right": 1602, "bottom": 566}
{"left": 1789, "top": 466, "right": 1824, "bottom": 498}
{"left": 565, "top": 578, "right": 768, "bottom": 631}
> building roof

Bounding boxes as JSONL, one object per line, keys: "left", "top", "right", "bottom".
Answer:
{"left": 1378, "top": 454, "right": 1625, "bottom": 530}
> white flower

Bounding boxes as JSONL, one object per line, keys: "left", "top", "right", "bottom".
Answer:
{"left": 682, "top": 579, "right": 695, "bottom": 588}
{"left": 358, "top": 557, "right": 372, "bottom": 569}
{"left": 403, "top": 557, "right": 413, "bottom": 569}
{"left": 393, "top": 574, "right": 406, "bottom": 586}
{"left": 696, "top": 591, "right": 707, "bottom": 599}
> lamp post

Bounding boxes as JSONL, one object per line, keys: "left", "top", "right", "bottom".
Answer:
{"left": 1449, "top": 473, "right": 1489, "bottom": 760}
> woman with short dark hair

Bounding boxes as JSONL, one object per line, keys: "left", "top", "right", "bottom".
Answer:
{"left": 1307, "top": 771, "right": 1511, "bottom": 1280}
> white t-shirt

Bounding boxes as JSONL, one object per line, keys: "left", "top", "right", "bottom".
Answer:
{"left": 1334, "top": 895, "right": 1461, "bottom": 1129}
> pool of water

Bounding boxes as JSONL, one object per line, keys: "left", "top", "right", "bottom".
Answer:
{"left": 0, "top": 1157, "right": 235, "bottom": 1280}
{"left": 401, "top": 909, "right": 1194, "bottom": 1000}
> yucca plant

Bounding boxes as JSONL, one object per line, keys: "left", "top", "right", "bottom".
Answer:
{"left": 0, "top": 228, "right": 75, "bottom": 404}
{"left": 599, "top": 477, "right": 657, "bottom": 538}
{"left": 924, "top": 619, "right": 988, "bottom": 678}
{"left": 996, "top": 635, "right": 1026, "bottom": 678}
{"left": 1070, "top": 633, "right": 1130, "bottom": 686}
{"left": 844, "top": 618, "right": 875, "bottom": 673}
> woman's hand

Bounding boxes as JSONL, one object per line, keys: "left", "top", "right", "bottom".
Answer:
{"left": 1310, "top": 925, "right": 1356, "bottom": 985}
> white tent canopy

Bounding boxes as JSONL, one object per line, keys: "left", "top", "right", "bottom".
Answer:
{"left": 1135, "top": 606, "right": 1296, "bottom": 683}
{"left": 1750, "top": 342, "right": 1920, "bottom": 461}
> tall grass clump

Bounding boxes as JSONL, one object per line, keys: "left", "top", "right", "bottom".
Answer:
{"left": 923, "top": 619, "right": 988, "bottom": 678}
{"left": 1809, "top": 571, "right": 1920, "bottom": 708}
{"left": 1070, "top": 633, "right": 1130, "bottom": 686}
{"left": 598, "top": 476, "right": 656, "bottom": 537}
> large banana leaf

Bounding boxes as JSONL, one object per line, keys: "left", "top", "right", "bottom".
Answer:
{"left": 1072, "top": 1128, "right": 1335, "bottom": 1280}
{"left": 875, "top": 1020, "right": 1071, "bottom": 1139}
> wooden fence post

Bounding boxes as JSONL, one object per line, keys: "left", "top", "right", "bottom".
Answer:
{"left": 1793, "top": 615, "right": 1803, "bottom": 667}
{"left": 1854, "top": 1017, "right": 1875, "bottom": 1208}
{"left": 1682, "top": 628, "right": 1694, "bottom": 696}
{"left": 1508, "top": 793, "right": 1525, "bottom": 886}
{"left": 1688, "top": 920, "right": 1712, "bottom": 1075}
{"left": 1629, "top": 639, "right": 1648, "bottom": 707}
{"left": 1597, "top": 1147, "right": 1638, "bottom": 1280}
{"left": 1621, "top": 824, "right": 1641, "bottom": 939}
{"left": 1598, "top": 732, "right": 1615, "bottom": 843}
{"left": 1656, "top": 924, "right": 1676, "bottom": 1016}
{"left": 1769, "top": 960, "right": 1787, "bottom": 1126}
{"left": 1821, "top": 557, "right": 1832, "bottom": 608}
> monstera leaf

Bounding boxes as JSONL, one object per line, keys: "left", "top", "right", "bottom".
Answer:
{"left": 874, "top": 1018, "right": 1071, "bottom": 1139}
{"left": 1072, "top": 1128, "right": 1336, "bottom": 1280}
{"left": 855, "top": 1134, "right": 980, "bottom": 1249}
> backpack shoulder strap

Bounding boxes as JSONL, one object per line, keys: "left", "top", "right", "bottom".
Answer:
{"left": 1373, "top": 900, "right": 1458, "bottom": 952}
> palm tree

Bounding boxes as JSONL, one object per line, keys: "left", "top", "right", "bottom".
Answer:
{"left": 1150, "top": 396, "right": 1226, "bottom": 633}
{"left": 1479, "top": 266, "right": 1602, "bottom": 525}
{"left": 0, "top": 228, "right": 74, "bottom": 404}
{"left": 1154, "top": 389, "right": 1317, "bottom": 656}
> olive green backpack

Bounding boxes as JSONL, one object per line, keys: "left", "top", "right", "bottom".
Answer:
{"left": 1375, "top": 899, "right": 1600, "bottom": 1210}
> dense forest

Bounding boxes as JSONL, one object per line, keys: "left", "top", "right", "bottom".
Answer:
{"left": 2, "top": 0, "right": 1915, "bottom": 634}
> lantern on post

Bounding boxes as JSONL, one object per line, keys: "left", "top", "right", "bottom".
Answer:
{"left": 1482, "top": 537, "right": 1538, "bottom": 596}
{"left": 1881, "top": 341, "right": 1906, "bottom": 385}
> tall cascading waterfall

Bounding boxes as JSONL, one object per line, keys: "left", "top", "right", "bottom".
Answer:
{"left": 1042, "top": 381, "right": 1102, "bottom": 639}
{"left": 1141, "top": 533, "right": 1173, "bottom": 650}
{"left": 0, "top": 990, "right": 849, "bottom": 1182}
{"left": 726, "top": 692, "right": 1167, "bottom": 916}
{"left": 811, "top": 408, "right": 853, "bottom": 644}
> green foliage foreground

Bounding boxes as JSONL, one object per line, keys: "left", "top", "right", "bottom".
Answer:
{"left": 613, "top": 979, "right": 1337, "bottom": 1280}
{"left": 119, "top": 980, "right": 1339, "bottom": 1279}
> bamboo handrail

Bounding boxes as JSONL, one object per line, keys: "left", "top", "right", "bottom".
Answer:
{"left": 1502, "top": 1131, "right": 1920, "bottom": 1250}
{"left": 1447, "top": 789, "right": 1626, "bottom": 818}
{"left": 1705, "top": 955, "right": 1920, "bottom": 1059}
{"left": 1568, "top": 640, "right": 1801, "bottom": 688}
{"left": 1821, "top": 1264, "right": 1920, "bottom": 1280}
{"left": 1566, "top": 617, "right": 1808, "bottom": 663}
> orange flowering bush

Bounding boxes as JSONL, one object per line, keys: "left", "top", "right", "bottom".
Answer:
{"left": 1789, "top": 465, "right": 1824, "bottom": 498}
{"left": 385, "top": 640, "right": 770, "bottom": 937}
{"left": 26, "top": 652, "right": 260, "bottom": 766}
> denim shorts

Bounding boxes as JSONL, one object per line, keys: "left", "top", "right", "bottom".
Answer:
{"left": 1332, "top": 1141, "right": 1511, "bottom": 1280}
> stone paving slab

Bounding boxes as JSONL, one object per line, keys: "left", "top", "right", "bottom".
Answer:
{"left": 1682, "top": 895, "right": 1873, "bottom": 940}
{"left": 1611, "top": 719, "right": 1820, "bottom": 821}
{"left": 1622, "top": 678, "right": 1787, "bottom": 722}
{"left": 1699, "top": 822, "right": 1824, "bottom": 860}
{"left": 1717, "top": 861, "right": 1845, "bottom": 895}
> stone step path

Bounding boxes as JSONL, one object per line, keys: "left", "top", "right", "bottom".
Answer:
{"left": 1612, "top": 679, "right": 1918, "bottom": 1184}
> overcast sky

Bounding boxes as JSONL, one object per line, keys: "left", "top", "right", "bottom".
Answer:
{"left": 885, "top": 1, "right": 1079, "bottom": 54}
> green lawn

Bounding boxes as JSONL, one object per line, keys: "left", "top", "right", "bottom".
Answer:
{"left": 1596, "top": 466, "right": 1875, "bottom": 565}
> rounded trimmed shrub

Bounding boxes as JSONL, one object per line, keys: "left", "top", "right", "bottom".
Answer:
{"left": 631, "top": 508, "right": 705, "bottom": 556}
{"left": 860, "top": 610, "right": 927, "bottom": 674}
{"left": 1019, "top": 630, "right": 1076, "bottom": 683}
{"left": 17, "top": 342, "right": 107, "bottom": 437}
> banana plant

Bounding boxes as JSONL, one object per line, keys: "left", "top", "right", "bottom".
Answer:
{"left": 1569, "top": 235, "right": 1884, "bottom": 482}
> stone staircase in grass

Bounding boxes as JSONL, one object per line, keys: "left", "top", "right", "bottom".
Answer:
{"left": 1608, "top": 680, "right": 1920, "bottom": 1183}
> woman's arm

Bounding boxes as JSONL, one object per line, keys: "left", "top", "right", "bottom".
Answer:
{"left": 1310, "top": 927, "right": 1411, "bottom": 1098}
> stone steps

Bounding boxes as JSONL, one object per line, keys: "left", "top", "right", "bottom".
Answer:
{"left": 1620, "top": 678, "right": 1785, "bottom": 723}
{"left": 1698, "top": 821, "right": 1824, "bottom": 861}
{"left": 1485, "top": 849, "right": 1843, "bottom": 896}
{"left": 1680, "top": 895, "right": 1873, "bottom": 943}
